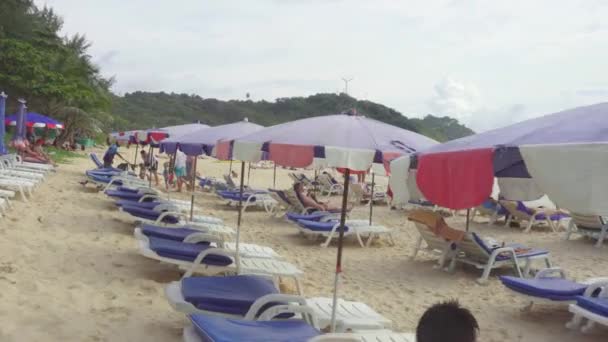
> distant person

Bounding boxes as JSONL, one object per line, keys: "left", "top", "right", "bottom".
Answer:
{"left": 293, "top": 182, "right": 343, "bottom": 211}
{"left": 416, "top": 300, "right": 479, "bottom": 342}
{"left": 140, "top": 150, "right": 160, "bottom": 186}
{"left": 174, "top": 149, "right": 187, "bottom": 192}
{"left": 103, "top": 140, "right": 125, "bottom": 168}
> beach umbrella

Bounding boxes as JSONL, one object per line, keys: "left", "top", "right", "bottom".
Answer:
{"left": 0, "top": 92, "right": 7, "bottom": 154}
{"left": 158, "top": 123, "right": 209, "bottom": 139}
{"left": 13, "top": 99, "right": 27, "bottom": 142}
{"left": 5, "top": 111, "right": 63, "bottom": 129}
{"left": 216, "top": 112, "right": 438, "bottom": 331}
{"left": 389, "top": 102, "right": 608, "bottom": 219}
{"left": 160, "top": 119, "right": 264, "bottom": 219}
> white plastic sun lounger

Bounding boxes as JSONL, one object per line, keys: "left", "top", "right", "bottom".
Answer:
{"left": 134, "top": 227, "right": 281, "bottom": 259}
{"left": 309, "top": 331, "right": 416, "bottom": 342}
{"left": 136, "top": 221, "right": 235, "bottom": 238}
{"left": 0, "top": 178, "right": 33, "bottom": 201}
{"left": 132, "top": 210, "right": 224, "bottom": 227}
{"left": 566, "top": 280, "right": 608, "bottom": 333}
{"left": 295, "top": 219, "right": 394, "bottom": 248}
{"left": 137, "top": 238, "right": 304, "bottom": 294}
{"left": 564, "top": 213, "right": 608, "bottom": 248}
{"left": 2, "top": 155, "right": 53, "bottom": 172}
{"left": 410, "top": 220, "right": 456, "bottom": 269}
{"left": 165, "top": 278, "right": 392, "bottom": 332}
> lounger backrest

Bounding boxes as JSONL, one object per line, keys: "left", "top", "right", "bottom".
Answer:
{"left": 457, "top": 233, "right": 492, "bottom": 262}
{"left": 499, "top": 200, "right": 532, "bottom": 221}
{"left": 413, "top": 222, "right": 451, "bottom": 251}
{"left": 571, "top": 213, "right": 605, "bottom": 230}
{"left": 90, "top": 153, "right": 103, "bottom": 168}
{"left": 316, "top": 174, "right": 333, "bottom": 189}
{"left": 223, "top": 174, "right": 237, "bottom": 188}
{"left": 284, "top": 189, "right": 307, "bottom": 212}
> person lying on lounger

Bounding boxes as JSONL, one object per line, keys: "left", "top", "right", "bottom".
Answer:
{"left": 417, "top": 300, "right": 479, "bottom": 342}
{"left": 294, "top": 182, "right": 343, "bottom": 211}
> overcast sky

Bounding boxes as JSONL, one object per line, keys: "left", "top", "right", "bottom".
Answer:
{"left": 36, "top": 0, "right": 608, "bottom": 131}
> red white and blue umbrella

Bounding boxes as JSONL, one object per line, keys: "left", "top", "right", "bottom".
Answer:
{"left": 216, "top": 112, "right": 438, "bottom": 331}
{"left": 5, "top": 112, "right": 63, "bottom": 129}
{"left": 389, "top": 102, "right": 608, "bottom": 215}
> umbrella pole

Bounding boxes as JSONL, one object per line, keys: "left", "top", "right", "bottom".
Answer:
{"left": 272, "top": 162, "right": 277, "bottom": 188}
{"left": 313, "top": 169, "right": 318, "bottom": 195}
{"left": 148, "top": 145, "right": 153, "bottom": 188}
{"left": 190, "top": 156, "right": 198, "bottom": 221}
{"left": 330, "top": 168, "right": 351, "bottom": 332}
{"left": 133, "top": 144, "right": 139, "bottom": 165}
{"left": 369, "top": 172, "right": 375, "bottom": 225}
{"left": 247, "top": 162, "right": 251, "bottom": 186}
{"left": 466, "top": 208, "right": 471, "bottom": 232}
{"left": 229, "top": 159, "right": 233, "bottom": 174}
{"left": 235, "top": 161, "right": 246, "bottom": 273}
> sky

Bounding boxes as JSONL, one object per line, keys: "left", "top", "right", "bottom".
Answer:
{"left": 35, "top": 0, "right": 608, "bottom": 132}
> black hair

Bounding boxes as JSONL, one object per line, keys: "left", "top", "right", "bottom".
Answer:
{"left": 416, "top": 300, "right": 479, "bottom": 342}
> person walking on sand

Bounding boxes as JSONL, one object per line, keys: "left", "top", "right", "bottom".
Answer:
{"left": 140, "top": 150, "right": 160, "bottom": 186}
{"left": 103, "top": 139, "right": 126, "bottom": 168}
{"left": 174, "top": 148, "right": 187, "bottom": 192}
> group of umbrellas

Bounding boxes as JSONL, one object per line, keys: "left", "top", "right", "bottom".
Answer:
{"left": 0, "top": 94, "right": 65, "bottom": 154}
{"left": 110, "top": 101, "right": 608, "bottom": 331}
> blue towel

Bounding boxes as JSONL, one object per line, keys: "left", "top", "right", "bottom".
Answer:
{"left": 105, "top": 190, "right": 143, "bottom": 200}
{"left": 189, "top": 314, "right": 320, "bottom": 342}
{"left": 142, "top": 225, "right": 202, "bottom": 242}
{"left": 121, "top": 205, "right": 179, "bottom": 224}
{"left": 500, "top": 276, "right": 586, "bottom": 301}
{"left": 575, "top": 296, "right": 608, "bottom": 316}
{"left": 148, "top": 237, "right": 232, "bottom": 266}
{"left": 286, "top": 211, "right": 332, "bottom": 222}
{"left": 296, "top": 219, "right": 349, "bottom": 233}
{"left": 182, "top": 275, "right": 279, "bottom": 316}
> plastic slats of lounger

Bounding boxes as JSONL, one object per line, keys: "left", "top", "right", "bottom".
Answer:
{"left": 238, "top": 258, "right": 303, "bottom": 277}
{"left": 142, "top": 226, "right": 199, "bottom": 241}
{"left": 182, "top": 275, "right": 279, "bottom": 316}
{"left": 189, "top": 314, "right": 320, "bottom": 342}
{"left": 500, "top": 276, "right": 586, "bottom": 300}
{"left": 571, "top": 213, "right": 604, "bottom": 229}
{"left": 296, "top": 219, "right": 349, "bottom": 233}
{"left": 471, "top": 233, "right": 548, "bottom": 261}
{"left": 575, "top": 296, "right": 608, "bottom": 316}
{"left": 105, "top": 190, "right": 142, "bottom": 200}
{"left": 306, "top": 297, "right": 391, "bottom": 331}
{"left": 286, "top": 211, "right": 330, "bottom": 222}
{"left": 148, "top": 237, "right": 229, "bottom": 265}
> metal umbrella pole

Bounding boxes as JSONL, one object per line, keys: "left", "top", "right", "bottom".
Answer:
{"left": 465, "top": 208, "right": 471, "bottom": 232}
{"left": 235, "top": 161, "right": 246, "bottom": 273}
{"left": 369, "top": 171, "right": 375, "bottom": 225}
{"left": 189, "top": 156, "right": 198, "bottom": 221}
{"left": 229, "top": 159, "right": 233, "bottom": 174}
{"left": 148, "top": 145, "right": 153, "bottom": 188}
{"left": 330, "top": 168, "right": 351, "bottom": 332}
{"left": 133, "top": 143, "right": 139, "bottom": 166}
{"left": 247, "top": 162, "right": 251, "bottom": 186}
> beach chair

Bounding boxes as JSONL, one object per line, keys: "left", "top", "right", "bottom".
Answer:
{"left": 134, "top": 226, "right": 280, "bottom": 259}
{"left": 182, "top": 309, "right": 320, "bottom": 342}
{"left": 137, "top": 237, "right": 304, "bottom": 293}
{"left": 317, "top": 173, "right": 343, "bottom": 198}
{"left": 309, "top": 331, "right": 416, "bottom": 342}
{"left": 266, "top": 189, "right": 296, "bottom": 217}
{"left": 166, "top": 275, "right": 392, "bottom": 332}
{"left": 137, "top": 222, "right": 235, "bottom": 239}
{"left": 564, "top": 213, "right": 608, "bottom": 248}
{"left": 286, "top": 211, "right": 340, "bottom": 223}
{"left": 295, "top": 219, "right": 394, "bottom": 248}
{"left": 449, "top": 232, "right": 552, "bottom": 284}
{"left": 90, "top": 152, "right": 104, "bottom": 168}
{"left": 500, "top": 200, "right": 570, "bottom": 233}
{"left": 217, "top": 189, "right": 277, "bottom": 213}
{"left": 0, "top": 177, "right": 33, "bottom": 201}
{"left": 471, "top": 199, "right": 508, "bottom": 225}
{"left": 408, "top": 211, "right": 458, "bottom": 269}
{"left": 3, "top": 154, "right": 53, "bottom": 172}
{"left": 566, "top": 280, "right": 608, "bottom": 333}
{"left": 500, "top": 267, "right": 608, "bottom": 311}
{"left": 119, "top": 204, "right": 223, "bottom": 226}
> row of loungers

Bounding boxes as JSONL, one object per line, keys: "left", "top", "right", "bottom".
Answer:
{"left": 87, "top": 158, "right": 413, "bottom": 341}
{"left": 409, "top": 209, "right": 608, "bottom": 334}
{"left": 0, "top": 154, "right": 53, "bottom": 204}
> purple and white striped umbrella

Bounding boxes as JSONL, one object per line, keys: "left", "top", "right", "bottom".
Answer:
{"left": 389, "top": 102, "right": 608, "bottom": 214}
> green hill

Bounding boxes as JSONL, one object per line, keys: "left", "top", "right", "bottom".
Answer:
{"left": 110, "top": 92, "right": 474, "bottom": 142}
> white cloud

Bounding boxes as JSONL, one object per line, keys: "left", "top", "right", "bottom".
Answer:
{"left": 428, "top": 78, "right": 481, "bottom": 123}
{"left": 34, "top": 0, "right": 608, "bottom": 133}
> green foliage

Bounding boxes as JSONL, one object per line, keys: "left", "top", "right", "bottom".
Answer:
{"left": 45, "top": 146, "right": 85, "bottom": 164}
{"left": 0, "top": 0, "right": 112, "bottom": 145}
{"left": 111, "top": 92, "right": 474, "bottom": 141}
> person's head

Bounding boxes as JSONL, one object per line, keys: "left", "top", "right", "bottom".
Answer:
{"left": 140, "top": 150, "right": 146, "bottom": 156}
{"left": 416, "top": 300, "right": 478, "bottom": 342}
{"left": 293, "top": 182, "right": 304, "bottom": 192}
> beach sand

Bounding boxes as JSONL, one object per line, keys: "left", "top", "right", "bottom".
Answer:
{"left": 0, "top": 146, "right": 606, "bottom": 341}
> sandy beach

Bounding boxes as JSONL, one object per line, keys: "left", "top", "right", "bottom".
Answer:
{"left": 0, "top": 146, "right": 606, "bottom": 342}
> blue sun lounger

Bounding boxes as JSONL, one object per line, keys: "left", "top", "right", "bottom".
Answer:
{"left": 183, "top": 313, "right": 320, "bottom": 342}
{"left": 286, "top": 211, "right": 337, "bottom": 223}
{"left": 167, "top": 275, "right": 392, "bottom": 333}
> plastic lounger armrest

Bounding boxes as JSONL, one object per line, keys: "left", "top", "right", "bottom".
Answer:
{"left": 535, "top": 267, "right": 566, "bottom": 279}
{"left": 244, "top": 294, "right": 307, "bottom": 320}
{"left": 183, "top": 247, "right": 235, "bottom": 278}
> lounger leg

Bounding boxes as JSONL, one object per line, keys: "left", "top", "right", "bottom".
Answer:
{"left": 564, "top": 220, "right": 575, "bottom": 241}
{"left": 505, "top": 215, "right": 512, "bottom": 227}
{"left": 581, "top": 319, "right": 596, "bottom": 334}
{"left": 595, "top": 224, "right": 608, "bottom": 248}
{"left": 410, "top": 235, "right": 423, "bottom": 260}
{"left": 566, "top": 314, "right": 584, "bottom": 330}
{"left": 524, "top": 219, "right": 534, "bottom": 233}
{"left": 489, "top": 211, "right": 498, "bottom": 225}
{"left": 522, "top": 259, "right": 532, "bottom": 278}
